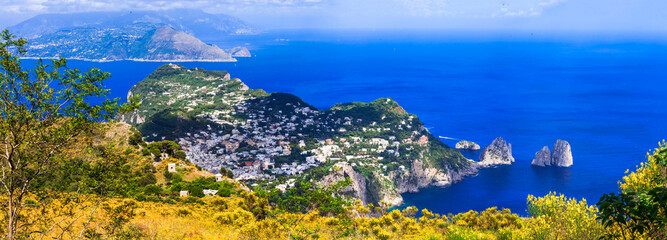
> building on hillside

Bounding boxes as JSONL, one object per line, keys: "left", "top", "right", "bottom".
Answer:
{"left": 418, "top": 135, "right": 429, "bottom": 146}
{"left": 203, "top": 189, "right": 218, "bottom": 196}
{"left": 215, "top": 173, "right": 224, "bottom": 182}
{"left": 180, "top": 190, "right": 189, "bottom": 197}
{"left": 168, "top": 163, "right": 177, "bottom": 173}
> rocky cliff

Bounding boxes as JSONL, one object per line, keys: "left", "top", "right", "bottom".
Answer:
{"left": 230, "top": 47, "right": 251, "bottom": 57}
{"left": 318, "top": 162, "right": 369, "bottom": 204}
{"left": 455, "top": 140, "right": 481, "bottom": 150}
{"left": 531, "top": 139, "right": 573, "bottom": 167}
{"left": 328, "top": 157, "right": 480, "bottom": 207}
{"left": 478, "top": 137, "right": 515, "bottom": 166}
{"left": 142, "top": 26, "right": 234, "bottom": 61}
{"left": 551, "top": 139, "right": 573, "bottom": 167}
{"left": 531, "top": 146, "right": 551, "bottom": 167}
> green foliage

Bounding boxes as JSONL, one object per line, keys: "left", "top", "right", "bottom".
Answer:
{"left": 217, "top": 181, "right": 236, "bottom": 197}
{"left": 128, "top": 129, "right": 144, "bottom": 146}
{"left": 42, "top": 146, "right": 157, "bottom": 197}
{"left": 597, "top": 141, "right": 667, "bottom": 239}
{"left": 220, "top": 166, "right": 234, "bottom": 178}
{"left": 144, "top": 140, "right": 186, "bottom": 161}
{"left": 0, "top": 30, "right": 137, "bottom": 239}
{"left": 138, "top": 109, "right": 229, "bottom": 142}
{"left": 101, "top": 200, "right": 137, "bottom": 236}
{"left": 597, "top": 188, "right": 667, "bottom": 240}
{"left": 258, "top": 179, "right": 352, "bottom": 217}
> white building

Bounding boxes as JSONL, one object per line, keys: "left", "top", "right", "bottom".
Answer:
{"left": 203, "top": 189, "right": 218, "bottom": 196}
{"left": 168, "top": 163, "right": 177, "bottom": 173}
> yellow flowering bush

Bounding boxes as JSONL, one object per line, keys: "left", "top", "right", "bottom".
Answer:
{"left": 620, "top": 140, "right": 667, "bottom": 193}
{"left": 527, "top": 192, "right": 603, "bottom": 239}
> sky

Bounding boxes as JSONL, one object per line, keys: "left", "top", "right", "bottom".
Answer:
{"left": 0, "top": 0, "right": 665, "bottom": 34}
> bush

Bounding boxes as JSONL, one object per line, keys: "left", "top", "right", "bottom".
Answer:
{"left": 597, "top": 142, "right": 667, "bottom": 239}
{"left": 527, "top": 192, "right": 603, "bottom": 239}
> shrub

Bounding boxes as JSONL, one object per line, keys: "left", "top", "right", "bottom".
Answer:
{"left": 527, "top": 192, "right": 603, "bottom": 239}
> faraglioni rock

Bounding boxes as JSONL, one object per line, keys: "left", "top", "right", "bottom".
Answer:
{"left": 455, "top": 140, "right": 481, "bottom": 150}
{"left": 551, "top": 139, "right": 573, "bottom": 167}
{"left": 478, "top": 137, "right": 515, "bottom": 166}
{"left": 531, "top": 146, "right": 551, "bottom": 167}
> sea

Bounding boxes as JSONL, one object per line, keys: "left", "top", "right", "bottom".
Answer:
{"left": 21, "top": 30, "right": 667, "bottom": 216}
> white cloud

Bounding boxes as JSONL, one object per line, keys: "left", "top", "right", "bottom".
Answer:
{"left": 394, "top": 0, "right": 567, "bottom": 18}
{"left": 0, "top": 0, "right": 327, "bottom": 14}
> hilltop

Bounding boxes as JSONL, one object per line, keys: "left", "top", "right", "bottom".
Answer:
{"left": 120, "top": 64, "right": 485, "bottom": 206}
{"left": 7, "top": 9, "right": 256, "bottom": 40}
{"left": 8, "top": 9, "right": 254, "bottom": 62}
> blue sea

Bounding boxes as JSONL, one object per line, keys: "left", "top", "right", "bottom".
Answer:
{"left": 23, "top": 30, "right": 667, "bottom": 215}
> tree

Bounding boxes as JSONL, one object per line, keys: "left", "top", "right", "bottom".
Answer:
{"left": 0, "top": 30, "right": 136, "bottom": 239}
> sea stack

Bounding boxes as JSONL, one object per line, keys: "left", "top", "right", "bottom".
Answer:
{"left": 455, "top": 140, "right": 481, "bottom": 150}
{"left": 531, "top": 146, "right": 551, "bottom": 167}
{"left": 531, "top": 139, "right": 573, "bottom": 167}
{"left": 551, "top": 139, "right": 573, "bottom": 167}
{"left": 478, "top": 137, "right": 514, "bottom": 166}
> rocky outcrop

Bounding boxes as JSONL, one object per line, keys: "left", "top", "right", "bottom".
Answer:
{"left": 320, "top": 158, "right": 480, "bottom": 207}
{"left": 551, "top": 139, "right": 573, "bottom": 167}
{"left": 531, "top": 139, "right": 573, "bottom": 167}
{"left": 478, "top": 137, "right": 514, "bottom": 166}
{"left": 145, "top": 26, "right": 234, "bottom": 61}
{"left": 455, "top": 140, "right": 481, "bottom": 150}
{"left": 531, "top": 146, "right": 551, "bottom": 167}
{"left": 230, "top": 47, "right": 251, "bottom": 57}
{"left": 318, "top": 162, "right": 369, "bottom": 204}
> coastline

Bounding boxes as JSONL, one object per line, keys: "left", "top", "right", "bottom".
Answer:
{"left": 20, "top": 56, "right": 239, "bottom": 63}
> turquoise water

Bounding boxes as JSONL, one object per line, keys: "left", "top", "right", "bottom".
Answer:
{"left": 24, "top": 30, "right": 667, "bottom": 215}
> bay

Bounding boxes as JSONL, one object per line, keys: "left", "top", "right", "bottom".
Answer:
{"left": 22, "top": 30, "right": 667, "bottom": 215}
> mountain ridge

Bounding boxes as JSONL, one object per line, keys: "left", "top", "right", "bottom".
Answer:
{"left": 9, "top": 9, "right": 255, "bottom": 62}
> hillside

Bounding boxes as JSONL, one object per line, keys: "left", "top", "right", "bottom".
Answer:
{"left": 120, "top": 64, "right": 484, "bottom": 207}
{"left": 7, "top": 9, "right": 256, "bottom": 40}
{"left": 10, "top": 9, "right": 254, "bottom": 61}
{"left": 11, "top": 121, "right": 666, "bottom": 239}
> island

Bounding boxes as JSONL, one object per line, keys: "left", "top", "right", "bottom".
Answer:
{"left": 8, "top": 9, "right": 254, "bottom": 62}
{"left": 455, "top": 140, "right": 481, "bottom": 150}
{"left": 118, "top": 64, "right": 507, "bottom": 206}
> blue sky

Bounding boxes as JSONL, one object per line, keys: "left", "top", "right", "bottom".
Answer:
{"left": 0, "top": 0, "right": 665, "bottom": 33}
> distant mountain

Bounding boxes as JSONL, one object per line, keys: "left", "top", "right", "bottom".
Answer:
{"left": 9, "top": 9, "right": 255, "bottom": 62}
{"left": 8, "top": 9, "right": 257, "bottom": 40}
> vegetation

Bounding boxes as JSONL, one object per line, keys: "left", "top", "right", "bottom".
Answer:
{"left": 0, "top": 30, "right": 137, "bottom": 239}
{"left": 596, "top": 141, "right": 667, "bottom": 239}
{"left": 3, "top": 30, "right": 667, "bottom": 239}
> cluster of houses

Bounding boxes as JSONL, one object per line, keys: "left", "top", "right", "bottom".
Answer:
{"left": 155, "top": 75, "right": 433, "bottom": 186}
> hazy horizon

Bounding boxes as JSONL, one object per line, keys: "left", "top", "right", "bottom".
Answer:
{"left": 1, "top": 0, "right": 666, "bottom": 37}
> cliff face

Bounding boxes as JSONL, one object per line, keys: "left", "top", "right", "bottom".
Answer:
{"left": 143, "top": 26, "right": 234, "bottom": 61}
{"left": 531, "top": 146, "right": 551, "bottom": 167}
{"left": 531, "top": 139, "right": 573, "bottom": 167}
{"left": 322, "top": 156, "right": 480, "bottom": 207}
{"left": 318, "top": 162, "right": 369, "bottom": 204}
{"left": 478, "top": 137, "right": 515, "bottom": 166}
{"left": 551, "top": 139, "right": 573, "bottom": 167}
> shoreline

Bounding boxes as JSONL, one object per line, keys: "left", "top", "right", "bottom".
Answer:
{"left": 20, "top": 57, "right": 239, "bottom": 63}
